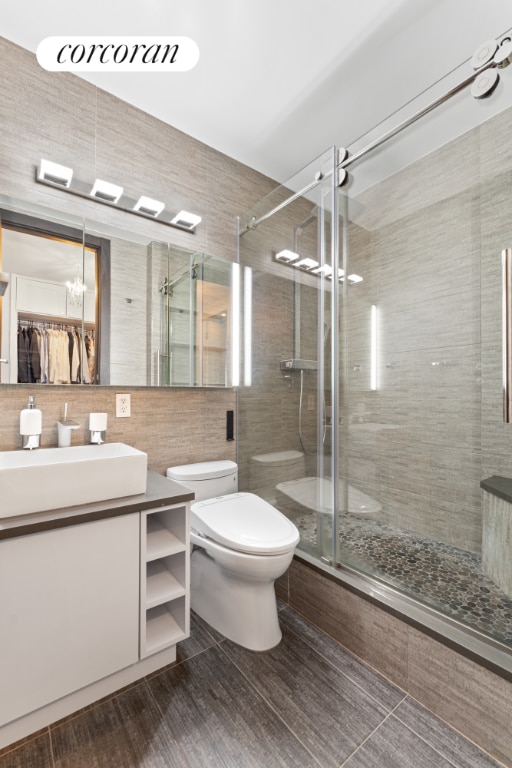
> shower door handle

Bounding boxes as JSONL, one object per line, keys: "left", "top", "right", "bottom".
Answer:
{"left": 502, "top": 248, "right": 512, "bottom": 422}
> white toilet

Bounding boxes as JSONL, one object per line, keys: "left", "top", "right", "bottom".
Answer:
{"left": 166, "top": 460, "right": 299, "bottom": 651}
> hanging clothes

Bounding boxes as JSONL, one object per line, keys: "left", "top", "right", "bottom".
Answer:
{"left": 17, "top": 319, "right": 96, "bottom": 384}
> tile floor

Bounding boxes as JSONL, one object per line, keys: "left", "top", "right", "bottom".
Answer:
{"left": 0, "top": 607, "right": 504, "bottom": 768}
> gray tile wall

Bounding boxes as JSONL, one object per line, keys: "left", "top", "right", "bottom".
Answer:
{"left": 0, "top": 36, "right": 276, "bottom": 467}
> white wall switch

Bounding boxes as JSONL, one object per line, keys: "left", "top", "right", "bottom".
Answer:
{"left": 116, "top": 393, "right": 131, "bottom": 418}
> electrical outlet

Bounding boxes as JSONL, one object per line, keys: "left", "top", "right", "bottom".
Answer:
{"left": 116, "top": 393, "right": 131, "bottom": 418}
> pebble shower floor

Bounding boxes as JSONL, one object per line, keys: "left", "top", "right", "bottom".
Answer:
{"left": 295, "top": 512, "right": 512, "bottom": 647}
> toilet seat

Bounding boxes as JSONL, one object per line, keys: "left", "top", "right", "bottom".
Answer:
{"left": 191, "top": 492, "right": 299, "bottom": 555}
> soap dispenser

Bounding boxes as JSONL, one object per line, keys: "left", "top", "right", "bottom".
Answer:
{"left": 20, "top": 395, "right": 42, "bottom": 450}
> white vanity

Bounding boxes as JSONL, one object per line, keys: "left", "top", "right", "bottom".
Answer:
{"left": 0, "top": 470, "right": 192, "bottom": 750}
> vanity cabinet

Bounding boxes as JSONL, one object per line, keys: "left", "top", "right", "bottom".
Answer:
{"left": 0, "top": 499, "right": 189, "bottom": 731}
{"left": 140, "top": 503, "right": 190, "bottom": 656}
{"left": 0, "top": 514, "right": 140, "bottom": 727}
{"left": 0, "top": 474, "right": 191, "bottom": 750}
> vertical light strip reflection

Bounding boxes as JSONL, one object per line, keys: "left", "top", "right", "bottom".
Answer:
{"left": 371, "top": 304, "right": 378, "bottom": 391}
{"left": 244, "top": 266, "right": 252, "bottom": 386}
{"left": 502, "top": 248, "right": 512, "bottom": 422}
{"left": 231, "top": 262, "right": 240, "bottom": 386}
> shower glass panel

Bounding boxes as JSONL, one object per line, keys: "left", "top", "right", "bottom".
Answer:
{"left": 238, "top": 147, "right": 339, "bottom": 565}
{"left": 158, "top": 247, "right": 231, "bottom": 387}
{"left": 238, "top": 47, "right": 512, "bottom": 658}
{"left": 335, "top": 60, "right": 512, "bottom": 649}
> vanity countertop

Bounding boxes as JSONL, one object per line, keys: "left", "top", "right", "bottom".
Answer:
{"left": 480, "top": 475, "right": 512, "bottom": 505}
{"left": 0, "top": 471, "right": 194, "bottom": 540}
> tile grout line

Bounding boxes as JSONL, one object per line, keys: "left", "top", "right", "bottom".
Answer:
{"left": 393, "top": 697, "right": 508, "bottom": 768}
{"left": 281, "top": 610, "right": 408, "bottom": 712}
{"left": 216, "top": 642, "right": 327, "bottom": 768}
{"left": 338, "top": 701, "right": 403, "bottom": 767}
{"left": 141, "top": 676, "right": 194, "bottom": 768}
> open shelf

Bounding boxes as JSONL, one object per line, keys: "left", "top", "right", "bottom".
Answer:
{"left": 146, "top": 561, "right": 186, "bottom": 608}
{"left": 146, "top": 517, "right": 185, "bottom": 561}
{"left": 141, "top": 504, "right": 189, "bottom": 658}
{"left": 145, "top": 604, "right": 185, "bottom": 654}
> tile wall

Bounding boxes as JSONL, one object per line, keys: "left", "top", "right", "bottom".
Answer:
{"left": 0, "top": 36, "right": 276, "bottom": 467}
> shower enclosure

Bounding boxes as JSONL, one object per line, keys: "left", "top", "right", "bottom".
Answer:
{"left": 237, "top": 36, "right": 512, "bottom": 672}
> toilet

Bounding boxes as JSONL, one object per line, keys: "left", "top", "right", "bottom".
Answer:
{"left": 166, "top": 460, "right": 299, "bottom": 651}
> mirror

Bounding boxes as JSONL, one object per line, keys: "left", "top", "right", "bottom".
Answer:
{"left": 0, "top": 197, "right": 233, "bottom": 387}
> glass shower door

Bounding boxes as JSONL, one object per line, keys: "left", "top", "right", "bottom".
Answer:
{"left": 237, "top": 147, "right": 339, "bottom": 566}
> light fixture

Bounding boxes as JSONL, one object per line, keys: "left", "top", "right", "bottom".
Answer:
{"left": 90, "top": 179, "right": 124, "bottom": 204}
{"left": 170, "top": 211, "right": 202, "bottom": 230}
{"left": 66, "top": 269, "right": 87, "bottom": 306}
{"left": 35, "top": 159, "right": 202, "bottom": 234}
{"left": 244, "top": 266, "right": 252, "bottom": 386}
{"left": 133, "top": 196, "right": 165, "bottom": 217}
{"left": 371, "top": 304, "right": 378, "bottom": 391}
{"left": 38, "top": 159, "right": 73, "bottom": 187}
{"left": 275, "top": 249, "right": 299, "bottom": 263}
{"left": 295, "top": 258, "right": 319, "bottom": 270}
{"left": 231, "top": 263, "right": 240, "bottom": 386}
{"left": 311, "top": 264, "right": 333, "bottom": 277}
{"left": 272, "top": 250, "right": 363, "bottom": 286}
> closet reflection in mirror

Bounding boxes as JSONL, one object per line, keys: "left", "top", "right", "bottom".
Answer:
{"left": 0, "top": 198, "right": 233, "bottom": 387}
{"left": 0, "top": 213, "right": 101, "bottom": 385}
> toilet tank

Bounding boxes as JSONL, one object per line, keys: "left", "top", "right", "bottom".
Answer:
{"left": 249, "top": 450, "right": 305, "bottom": 499}
{"left": 166, "top": 460, "right": 238, "bottom": 501}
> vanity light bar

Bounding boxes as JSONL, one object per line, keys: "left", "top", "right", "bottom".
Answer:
{"left": 273, "top": 251, "right": 363, "bottom": 285}
{"left": 36, "top": 159, "right": 201, "bottom": 233}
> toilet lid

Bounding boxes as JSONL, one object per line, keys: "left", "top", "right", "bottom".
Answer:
{"left": 191, "top": 492, "right": 299, "bottom": 555}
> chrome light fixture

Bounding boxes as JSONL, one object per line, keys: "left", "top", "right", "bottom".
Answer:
{"left": 38, "top": 159, "right": 73, "bottom": 187}
{"left": 90, "top": 179, "right": 123, "bottom": 204}
{"left": 275, "top": 249, "right": 299, "bottom": 263}
{"left": 133, "top": 195, "right": 165, "bottom": 217}
{"left": 273, "top": 250, "right": 363, "bottom": 285}
{"left": 36, "top": 159, "right": 201, "bottom": 234}
{"left": 295, "top": 257, "right": 319, "bottom": 270}
{"left": 170, "top": 211, "right": 202, "bottom": 231}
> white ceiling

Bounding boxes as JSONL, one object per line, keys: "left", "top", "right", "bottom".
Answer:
{"left": 2, "top": 0, "right": 512, "bottom": 182}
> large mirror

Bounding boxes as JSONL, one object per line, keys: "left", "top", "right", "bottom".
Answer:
{"left": 0, "top": 197, "right": 234, "bottom": 387}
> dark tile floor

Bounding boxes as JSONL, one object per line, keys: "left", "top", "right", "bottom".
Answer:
{"left": 296, "top": 512, "right": 512, "bottom": 648}
{"left": 0, "top": 607, "right": 504, "bottom": 768}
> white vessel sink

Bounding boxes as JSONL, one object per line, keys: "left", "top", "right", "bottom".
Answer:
{"left": 0, "top": 443, "right": 147, "bottom": 518}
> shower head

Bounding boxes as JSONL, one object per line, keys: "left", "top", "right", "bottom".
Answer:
{"left": 0, "top": 272, "right": 9, "bottom": 297}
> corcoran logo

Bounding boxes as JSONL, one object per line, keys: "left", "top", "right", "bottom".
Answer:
{"left": 37, "top": 36, "right": 200, "bottom": 72}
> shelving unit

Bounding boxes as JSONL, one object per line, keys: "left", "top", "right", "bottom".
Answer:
{"left": 140, "top": 504, "right": 189, "bottom": 657}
